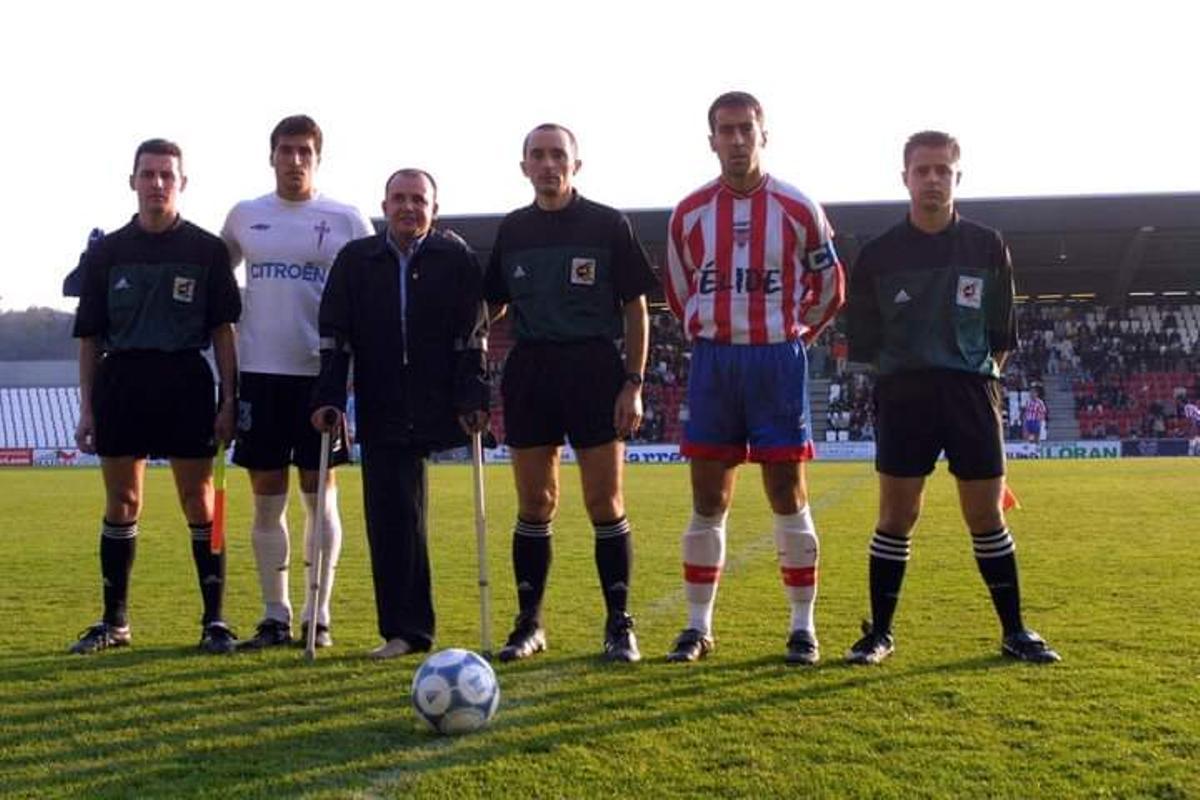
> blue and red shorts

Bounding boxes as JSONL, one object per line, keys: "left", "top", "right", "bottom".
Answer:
{"left": 681, "top": 338, "right": 814, "bottom": 463}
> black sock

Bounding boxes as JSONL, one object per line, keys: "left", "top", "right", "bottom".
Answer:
{"left": 868, "top": 530, "right": 911, "bottom": 634}
{"left": 512, "top": 518, "right": 552, "bottom": 625}
{"left": 972, "top": 527, "right": 1023, "bottom": 635}
{"left": 100, "top": 519, "right": 137, "bottom": 627}
{"left": 594, "top": 517, "right": 632, "bottom": 619}
{"left": 189, "top": 523, "right": 225, "bottom": 625}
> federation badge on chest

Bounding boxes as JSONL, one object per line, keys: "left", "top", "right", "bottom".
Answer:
{"left": 570, "top": 257, "right": 597, "bottom": 286}
{"left": 956, "top": 275, "right": 983, "bottom": 309}
{"left": 173, "top": 276, "right": 197, "bottom": 303}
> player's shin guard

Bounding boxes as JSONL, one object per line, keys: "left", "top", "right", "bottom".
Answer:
{"left": 972, "top": 527, "right": 1024, "bottom": 635}
{"left": 301, "top": 488, "right": 342, "bottom": 627}
{"left": 513, "top": 518, "right": 552, "bottom": 624}
{"left": 682, "top": 511, "right": 727, "bottom": 634}
{"left": 251, "top": 493, "right": 291, "bottom": 624}
{"left": 774, "top": 506, "right": 819, "bottom": 633}
{"left": 100, "top": 519, "right": 137, "bottom": 627}
{"left": 189, "top": 522, "right": 225, "bottom": 625}
{"left": 868, "top": 530, "right": 912, "bottom": 635}
{"left": 593, "top": 517, "right": 632, "bottom": 618}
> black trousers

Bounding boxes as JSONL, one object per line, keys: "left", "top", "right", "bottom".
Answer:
{"left": 360, "top": 442, "right": 433, "bottom": 649}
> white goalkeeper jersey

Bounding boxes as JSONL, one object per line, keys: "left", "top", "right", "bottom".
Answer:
{"left": 665, "top": 175, "right": 845, "bottom": 345}
{"left": 222, "top": 193, "right": 373, "bottom": 375}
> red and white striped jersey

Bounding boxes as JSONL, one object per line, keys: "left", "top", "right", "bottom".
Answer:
{"left": 665, "top": 175, "right": 845, "bottom": 345}
{"left": 1023, "top": 396, "right": 1047, "bottom": 423}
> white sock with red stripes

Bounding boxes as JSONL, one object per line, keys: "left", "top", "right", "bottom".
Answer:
{"left": 682, "top": 511, "right": 727, "bottom": 635}
{"left": 775, "top": 506, "right": 819, "bottom": 634}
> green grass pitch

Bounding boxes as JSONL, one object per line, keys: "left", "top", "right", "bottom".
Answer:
{"left": 1, "top": 458, "right": 1197, "bottom": 799}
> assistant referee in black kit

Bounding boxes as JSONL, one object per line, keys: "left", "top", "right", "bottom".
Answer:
{"left": 70, "top": 138, "right": 241, "bottom": 656}
{"left": 844, "top": 130, "right": 1059, "bottom": 666}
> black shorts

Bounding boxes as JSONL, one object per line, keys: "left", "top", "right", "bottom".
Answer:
{"left": 232, "top": 372, "right": 349, "bottom": 471}
{"left": 873, "top": 369, "right": 1005, "bottom": 480}
{"left": 501, "top": 339, "right": 623, "bottom": 450}
{"left": 93, "top": 350, "right": 216, "bottom": 459}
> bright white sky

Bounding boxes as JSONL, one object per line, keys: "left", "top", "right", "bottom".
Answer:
{"left": 1, "top": 0, "right": 1194, "bottom": 311}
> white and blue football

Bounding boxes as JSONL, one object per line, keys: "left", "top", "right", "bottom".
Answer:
{"left": 411, "top": 648, "right": 500, "bottom": 735}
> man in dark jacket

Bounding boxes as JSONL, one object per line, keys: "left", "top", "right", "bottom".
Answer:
{"left": 312, "top": 168, "right": 489, "bottom": 658}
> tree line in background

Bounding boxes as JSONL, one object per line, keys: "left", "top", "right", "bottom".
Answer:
{"left": 0, "top": 308, "right": 77, "bottom": 360}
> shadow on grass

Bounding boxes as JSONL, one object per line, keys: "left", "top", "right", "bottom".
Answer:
{"left": 2, "top": 643, "right": 1021, "bottom": 798}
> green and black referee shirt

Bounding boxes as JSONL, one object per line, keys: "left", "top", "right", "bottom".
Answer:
{"left": 483, "top": 192, "right": 658, "bottom": 343}
{"left": 846, "top": 214, "right": 1017, "bottom": 378}
{"left": 73, "top": 217, "right": 241, "bottom": 352}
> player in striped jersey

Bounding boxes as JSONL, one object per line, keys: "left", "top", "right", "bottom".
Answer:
{"left": 663, "top": 92, "right": 845, "bottom": 665}
{"left": 1022, "top": 389, "right": 1048, "bottom": 442}
{"left": 1185, "top": 401, "right": 1200, "bottom": 455}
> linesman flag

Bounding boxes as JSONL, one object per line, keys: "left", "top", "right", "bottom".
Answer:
{"left": 211, "top": 443, "right": 227, "bottom": 554}
{"left": 1002, "top": 481, "right": 1022, "bottom": 512}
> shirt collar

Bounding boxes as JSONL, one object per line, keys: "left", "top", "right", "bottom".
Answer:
{"left": 532, "top": 189, "right": 580, "bottom": 215}
{"left": 904, "top": 210, "right": 960, "bottom": 238}
{"left": 385, "top": 229, "right": 428, "bottom": 260}
{"left": 130, "top": 213, "right": 184, "bottom": 236}
{"left": 718, "top": 173, "right": 768, "bottom": 198}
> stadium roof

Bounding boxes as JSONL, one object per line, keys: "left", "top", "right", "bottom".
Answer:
{"left": 438, "top": 192, "right": 1200, "bottom": 307}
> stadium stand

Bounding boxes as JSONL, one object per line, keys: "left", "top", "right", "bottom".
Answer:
{"left": 0, "top": 386, "right": 80, "bottom": 448}
{"left": 639, "top": 313, "right": 689, "bottom": 444}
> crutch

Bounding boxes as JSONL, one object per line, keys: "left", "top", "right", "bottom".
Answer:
{"left": 471, "top": 431, "right": 493, "bottom": 658}
{"left": 305, "top": 409, "right": 337, "bottom": 661}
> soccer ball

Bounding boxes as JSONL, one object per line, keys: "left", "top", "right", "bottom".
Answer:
{"left": 411, "top": 648, "right": 500, "bottom": 735}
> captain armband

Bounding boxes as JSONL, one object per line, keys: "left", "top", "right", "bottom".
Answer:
{"left": 805, "top": 243, "right": 837, "bottom": 272}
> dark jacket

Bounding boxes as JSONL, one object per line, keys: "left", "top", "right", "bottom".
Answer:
{"left": 315, "top": 227, "right": 489, "bottom": 451}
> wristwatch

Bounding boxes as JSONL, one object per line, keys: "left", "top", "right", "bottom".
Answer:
{"left": 624, "top": 372, "right": 644, "bottom": 387}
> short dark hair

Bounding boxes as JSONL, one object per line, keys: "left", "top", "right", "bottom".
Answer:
{"left": 133, "top": 138, "right": 183, "bottom": 173}
{"left": 903, "top": 130, "right": 960, "bottom": 168}
{"left": 270, "top": 114, "right": 323, "bottom": 155}
{"left": 383, "top": 168, "right": 438, "bottom": 203}
{"left": 707, "top": 91, "right": 764, "bottom": 133}
{"left": 522, "top": 123, "right": 578, "bottom": 158}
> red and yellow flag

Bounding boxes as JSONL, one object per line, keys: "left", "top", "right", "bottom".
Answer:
{"left": 1002, "top": 481, "right": 1022, "bottom": 511}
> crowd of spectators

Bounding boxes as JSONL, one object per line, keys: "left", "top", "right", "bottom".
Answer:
{"left": 635, "top": 313, "right": 690, "bottom": 443}
{"left": 825, "top": 372, "right": 873, "bottom": 441}
{"left": 645, "top": 313, "right": 690, "bottom": 388}
{"left": 1021, "top": 304, "right": 1192, "bottom": 373}
{"left": 1037, "top": 303, "right": 1200, "bottom": 439}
